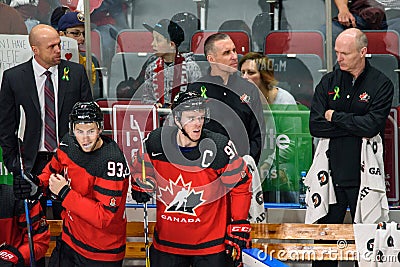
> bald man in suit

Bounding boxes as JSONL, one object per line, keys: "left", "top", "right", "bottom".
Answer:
{"left": 0, "top": 24, "right": 92, "bottom": 218}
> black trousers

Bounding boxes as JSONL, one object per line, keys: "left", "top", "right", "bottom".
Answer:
{"left": 150, "top": 245, "right": 234, "bottom": 267}
{"left": 32, "top": 152, "right": 63, "bottom": 220}
{"left": 48, "top": 238, "right": 123, "bottom": 267}
{"left": 312, "top": 186, "right": 359, "bottom": 267}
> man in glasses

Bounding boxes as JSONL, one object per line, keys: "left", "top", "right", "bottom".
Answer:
{"left": 58, "top": 11, "right": 97, "bottom": 86}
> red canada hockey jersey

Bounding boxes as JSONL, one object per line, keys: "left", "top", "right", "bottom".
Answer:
{"left": 0, "top": 184, "right": 49, "bottom": 265}
{"left": 39, "top": 135, "right": 129, "bottom": 261}
{"left": 132, "top": 127, "right": 252, "bottom": 255}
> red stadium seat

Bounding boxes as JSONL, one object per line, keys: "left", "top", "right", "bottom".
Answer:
{"left": 115, "top": 30, "right": 154, "bottom": 53}
{"left": 190, "top": 30, "right": 251, "bottom": 55}
{"left": 96, "top": 99, "right": 131, "bottom": 137}
{"left": 364, "top": 30, "right": 400, "bottom": 58}
{"left": 264, "top": 30, "right": 325, "bottom": 63}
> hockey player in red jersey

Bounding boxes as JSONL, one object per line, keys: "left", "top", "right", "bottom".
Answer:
{"left": 131, "top": 91, "right": 252, "bottom": 267}
{"left": 13, "top": 102, "right": 129, "bottom": 267}
{"left": 0, "top": 183, "right": 49, "bottom": 267}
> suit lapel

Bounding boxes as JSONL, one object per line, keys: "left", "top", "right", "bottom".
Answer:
{"left": 58, "top": 60, "right": 66, "bottom": 116}
{"left": 25, "top": 59, "right": 40, "bottom": 113}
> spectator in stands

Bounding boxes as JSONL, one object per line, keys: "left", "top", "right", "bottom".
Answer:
{"left": 58, "top": 11, "right": 97, "bottom": 86}
{"left": 13, "top": 101, "right": 129, "bottom": 266}
{"left": 0, "top": 24, "right": 92, "bottom": 220}
{"left": 309, "top": 28, "right": 393, "bottom": 267}
{"left": 50, "top": 6, "right": 69, "bottom": 30}
{"left": 239, "top": 52, "right": 298, "bottom": 203}
{"left": 129, "top": 19, "right": 201, "bottom": 105}
{"left": 331, "top": 0, "right": 387, "bottom": 40}
{"left": 130, "top": 92, "right": 252, "bottom": 267}
{"left": 9, "top": 0, "right": 54, "bottom": 32}
{"left": 0, "top": 3, "right": 28, "bottom": 34}
{"left": 239, "top": 53, "right": 297, "bottom": 106}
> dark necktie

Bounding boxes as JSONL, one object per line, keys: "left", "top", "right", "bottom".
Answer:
{"left": 44, "top": 71, "right": 57, "bottom": 151}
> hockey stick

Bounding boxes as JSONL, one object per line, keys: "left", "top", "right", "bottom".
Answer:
{"left": 17, "top": 106, "right": 36, "bottom": 267}
{"left": 133, "top": 119, "right": 150, "bottom": 267}
{"left": 18, "top": 143, "right": 36, "bottom": 267}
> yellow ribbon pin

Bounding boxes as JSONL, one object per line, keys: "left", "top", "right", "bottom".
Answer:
{"left": 200, "top": 85, "right": 207, "bottom": 99}
{"left": 62, "top": 67, "right": 70, "bottom": 81}
{"left": 333, "top": 86, "right": 340, "bottom": 100}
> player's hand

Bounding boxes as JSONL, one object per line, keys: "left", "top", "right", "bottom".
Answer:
{"left": 131, "top": 176, "right": 156, "bottom": 203}
{"left": 225, "top": 220, "right": 252, "bottom": 267}
{"left": 49, "top": 174, "right": 71, "bottom": 202}
{"left": 13, "top": 171, "right": 41, "bottom": 200}
{"left": 0, "top": 243, "right": 25, "bottom": 267}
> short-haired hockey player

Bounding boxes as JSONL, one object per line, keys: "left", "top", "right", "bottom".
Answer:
{"left": 13, "top": 101, "right": 129, "bottom": 267}
{"left": 131, "top": 91, "right": 252, "bottom": 267}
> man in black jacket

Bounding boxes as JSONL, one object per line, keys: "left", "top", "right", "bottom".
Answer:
{"left": 309, "top": 28, "right": 393, "bottom": 267}
{"left": 187, "top": 33, "right": 267, "bottom": 223}
{"left": 187, "top": 33, "right": 265, "bottom": 165}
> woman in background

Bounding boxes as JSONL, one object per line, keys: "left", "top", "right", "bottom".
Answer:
{"left": 239, "top": 52, "right": 299, "bottom": 203}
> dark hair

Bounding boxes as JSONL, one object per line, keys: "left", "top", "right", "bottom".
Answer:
{"left": 204, "top": 32, "right": 230, "bottom": 57}
{"left": 238, "top": 52, "right": 277, "bottom": 90}
{"left": 50, "top": 6, "right": 70, "bottom": 30}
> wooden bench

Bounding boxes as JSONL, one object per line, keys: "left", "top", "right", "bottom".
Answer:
{"left": 251, "top": 223, "right": 357, "bottom": 261}
{"left": 46, "top": 220, "right": 156, "bottom": 259}
{"left": 46, "top": 221, "right": 356, "bottom": 261}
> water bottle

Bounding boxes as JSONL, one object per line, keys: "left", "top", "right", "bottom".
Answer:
{"left": 299, "top": 171, "right": 307, "bottom": 208}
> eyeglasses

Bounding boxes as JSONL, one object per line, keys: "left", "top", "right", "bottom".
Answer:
{"left": 65, "top": 31, "right": 85, "bottom": 37}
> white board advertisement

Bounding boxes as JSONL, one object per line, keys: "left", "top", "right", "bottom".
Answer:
{"left": 0, "top": 34, "right": 79, "bottom": 83}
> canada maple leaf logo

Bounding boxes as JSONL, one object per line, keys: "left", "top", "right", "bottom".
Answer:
{"left": 158, "top": 175, "right": 205, "bottom": 216}
{"left": 359, "top": 92, "right": 370, "bottom": 102}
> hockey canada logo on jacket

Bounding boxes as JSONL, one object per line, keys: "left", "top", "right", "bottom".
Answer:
{"left": 240, "top": 93, "right": 250, "bottom": 104}
{"left": 359, "top": 92, "right": 370, "bottom": 102}
{"left": 158, "top": 175, "right": 205, "bottom": 216}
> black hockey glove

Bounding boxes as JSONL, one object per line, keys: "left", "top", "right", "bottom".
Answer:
{"left": 225, "top": 220, "right": 252, "bottom": 267}
{"left": 0, "top": 243, "right": 25, "bottom": 267}
{"left": 13, "top": 171, "right": 41, "bottom": 200}
{"left": 131, "top": 176, "right": 156, "bottom": 203}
